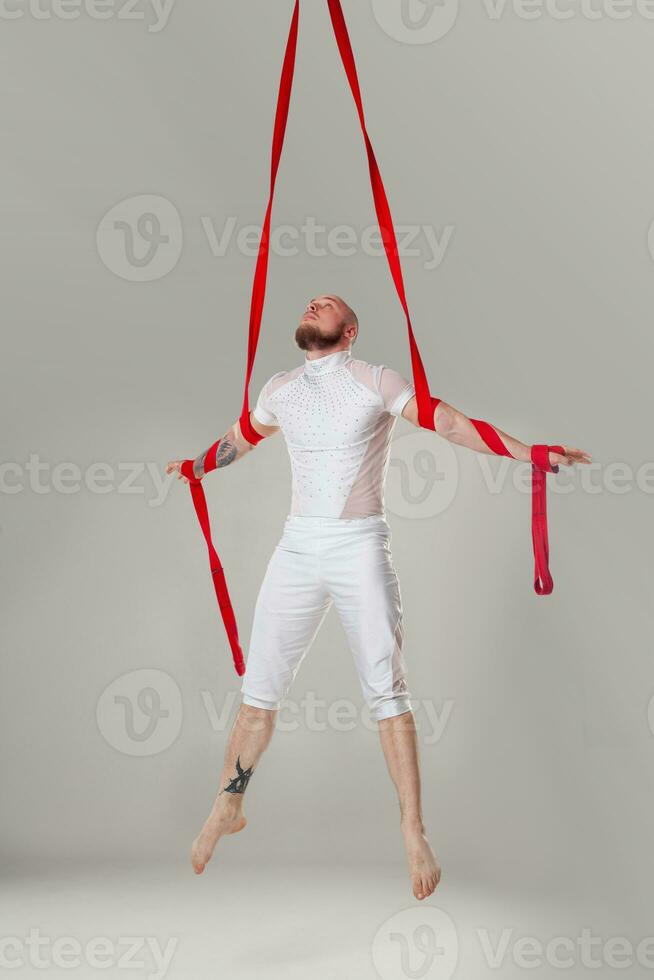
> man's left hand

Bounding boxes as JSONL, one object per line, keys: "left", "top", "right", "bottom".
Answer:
{"left": 549, "top": 446, "right": 592, "bottom": 468}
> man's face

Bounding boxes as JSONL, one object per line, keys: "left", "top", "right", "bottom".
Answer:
{"left": 295, "top": 295, "right": 350, "bottom": 352}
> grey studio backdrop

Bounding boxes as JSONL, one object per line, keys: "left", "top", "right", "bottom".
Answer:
{"left": 2, "top": 0, "right": 653, "bottom": 933}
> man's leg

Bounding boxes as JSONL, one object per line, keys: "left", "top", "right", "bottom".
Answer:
{"left": 191, "top": 703, "right": 276, "bottom": 874}
{"left": 326, "top": 518, "right": 441, "bottom": 900}
{"left": 192, "top": 517, "right": 331, "bottom": 874}
{"left": 378, "top": 709, "right": 441, "bottom": 900}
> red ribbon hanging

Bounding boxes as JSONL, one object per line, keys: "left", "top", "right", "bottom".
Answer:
{"left": 182, "top": 0, "right": 564, "bottom": 675}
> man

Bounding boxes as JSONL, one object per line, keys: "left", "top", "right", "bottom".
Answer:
{"left": 167, "top": 295, "right": 590, "bottom": 901}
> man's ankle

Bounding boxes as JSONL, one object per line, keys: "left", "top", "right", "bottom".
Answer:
{"left": 400, "top": 813, "right": 425, "bottom": 834}
{"left": 212, "top": 793, "right": 244, "bottom": 818}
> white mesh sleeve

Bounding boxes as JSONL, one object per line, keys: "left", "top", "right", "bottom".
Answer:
{"left": 378, "top": 365, "right": 416, "bottom": 417}
{"left": 252, "top": 372, "right": 285, "bottom": 426}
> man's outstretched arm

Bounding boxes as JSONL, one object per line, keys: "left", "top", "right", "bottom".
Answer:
{"left": 166, "top": 413, "right": 279, "bottom": 484}
{"left": 400, "top": 396, "right": 591, "bottom": 469}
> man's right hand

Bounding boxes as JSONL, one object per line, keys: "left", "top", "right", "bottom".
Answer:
{"left": 166, "top": 417, "right": 269, "bottom": 488}
{"left": 166, "top": 459, "right": 202, "bottom": 484}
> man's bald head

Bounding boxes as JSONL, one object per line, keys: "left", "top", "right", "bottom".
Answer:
{"left": 334, "top": 296, "right": 359, "bottom": 336}
{"left": 296, "top": 294, "right": 359, "bottom": 352}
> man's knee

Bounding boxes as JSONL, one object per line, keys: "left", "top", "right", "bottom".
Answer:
{"left": 241, "top": 693, "right": 280, "bottom": 712}
{"left": 369, "top": 693, "right": 412, "bottom": 723}
{"left": 237, "top": 697, "right": 279, "bottom": 733}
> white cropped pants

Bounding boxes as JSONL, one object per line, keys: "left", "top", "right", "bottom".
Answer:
{"left": 240, "top": 514, "right": 411, "bottom": 721}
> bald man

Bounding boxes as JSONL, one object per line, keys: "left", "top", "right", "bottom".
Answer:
{"left": 167, "top": 294, "right": 590, "bottom": 900}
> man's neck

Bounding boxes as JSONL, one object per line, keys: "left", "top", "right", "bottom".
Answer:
{"left": 302, "top": 347, "right": 353, "bottom": 377}
{"left": 304, "top": 345, "right": 351, "bottom": 362}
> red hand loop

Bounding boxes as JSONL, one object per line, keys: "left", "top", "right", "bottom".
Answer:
{"left": 531, "top": 443, "right": 564, "bottom": 474}
{"left": 179, "top": 457, "right": 245, "bottom": 676}
{"left": 180, "top": 459, "right": 200, "bottom": 484}
{"left": 184, "top": 471, "right": 246, "bottom": 677}
{"left": 530, "top": 444, "right": 564, "bottom": 596}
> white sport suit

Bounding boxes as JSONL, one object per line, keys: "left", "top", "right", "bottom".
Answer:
{"left": 240, "top": 346, "right": 416, "bottom": 721}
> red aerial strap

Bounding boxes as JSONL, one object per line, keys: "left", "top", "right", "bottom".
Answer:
{"left": 182, "top": 0, "right": 564, "bottom": 676}
{"left": 530, "top": 444, "right": 561, "bottom": 595}
{"left": 237, "top": 0, "right": 300, "bottom": 448}
{"left": 180, "top": 458, "right": 245, "bottom": 675}
{"left": 177, "top": 3, "right": 300, "bottom": 676}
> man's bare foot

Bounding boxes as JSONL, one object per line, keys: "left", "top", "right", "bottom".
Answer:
{"left": 402, "top": 820, "right": 442, "bottom": 900}
{"left": 191, "top": 802, "right": 247, "bottom": 875}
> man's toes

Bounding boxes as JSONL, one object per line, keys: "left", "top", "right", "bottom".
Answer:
{"left": 412, "top": 877, "right": 424, "bottom": 900}
{"left": 191, "top": 839, "right": 206, "bottom": 875}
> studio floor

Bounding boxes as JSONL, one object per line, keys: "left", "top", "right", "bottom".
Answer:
{"left": 1, "top": 859, "right": 644, "bottom": 980}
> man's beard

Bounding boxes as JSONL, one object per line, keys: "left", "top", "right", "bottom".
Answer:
{"left": 295, "top": 320, "right": 346, "bottom": 352}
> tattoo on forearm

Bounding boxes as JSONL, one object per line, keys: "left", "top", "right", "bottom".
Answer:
{"left": 193, "top": 452, "right": 207, "bottom": 480}
{"left": 216, "top": 437, "right": 238, "bottom": 468}
{"left": 192, "top": 433, "right": 238, "bottom": 479}
{"left": 220, "top": 755, "right": 254, "bottom": 795}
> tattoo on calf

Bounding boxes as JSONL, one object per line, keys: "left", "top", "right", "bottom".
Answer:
{"left": 220, "top": 756, "right": 254, "bottom": 795}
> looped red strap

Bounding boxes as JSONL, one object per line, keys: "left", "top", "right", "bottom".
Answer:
{"left": 184, "top": 0, "right": 565, "bottom": 675}
{"left": 180, "top": 458, "right": 245, "bottom": 675}
{"left": 530, "top": 444, "right": 564, "bottom": 595}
